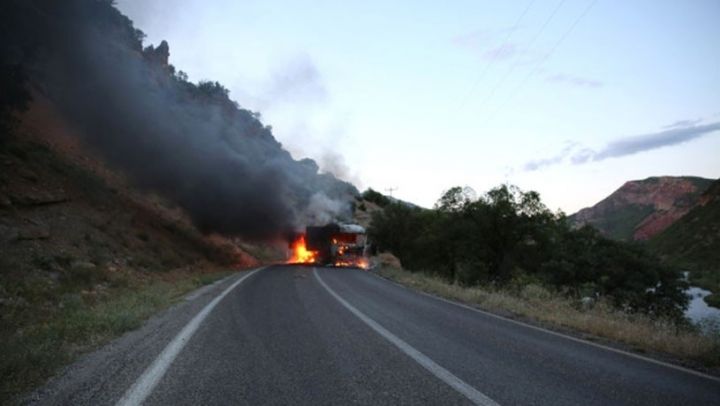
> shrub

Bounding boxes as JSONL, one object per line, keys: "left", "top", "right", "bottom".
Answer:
{"left": 362, "top": 188, "right": 391, "bottom": 207}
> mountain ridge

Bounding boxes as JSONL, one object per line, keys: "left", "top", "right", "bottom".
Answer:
{"left": 570, "top": 176, "right": 713, "bottom": 241}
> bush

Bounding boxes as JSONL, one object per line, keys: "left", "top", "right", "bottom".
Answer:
{"left": 362, "top": 188, "right": 391, "bottom": 207}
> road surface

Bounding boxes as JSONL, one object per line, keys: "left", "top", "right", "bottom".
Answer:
{"left": 28, "top": 265, "right": 720, "bottom": 405}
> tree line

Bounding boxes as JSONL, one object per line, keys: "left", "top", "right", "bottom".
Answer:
{"left": 369, "top": 185, "right": 688, "bottom": 321}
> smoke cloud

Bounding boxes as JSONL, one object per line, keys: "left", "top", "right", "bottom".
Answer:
{"left": 243, "top": 54, "right": 328, "bottom": 112}
{"left": 19, "top": 1, "right": 356, "bottom": 239}
{"left": 301, "top": 193, "right": 347, "bottom": 226}
{"left": 265, "top": 55, "right": 327, "bottom": 106}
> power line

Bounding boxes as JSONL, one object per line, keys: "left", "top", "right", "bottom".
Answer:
{"left": 482, "top": 0, "right": 599, "bottom": 127}
{"left": 384, "top": 187, "right": 398, "bottom": 197}
{"left": 472, "top": 0, "right": 568, "bottom": 118}
{"left": 456, "top": 0, "right": 537, "bottom": 112}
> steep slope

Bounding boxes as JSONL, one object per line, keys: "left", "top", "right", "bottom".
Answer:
{"left": 1, "top": 0, "right": 325, "bottom": 398}
{"left": 649, "top": 179, "right": 720, "bottom": 304}
{"left": 0, "top": 97, "right": 282, "bottom": 400}
{"left": 2, "top": 0, "right": 358, "bottom": 241}
{"left": 571, "top": 176, "right": 713, "bottom": 241}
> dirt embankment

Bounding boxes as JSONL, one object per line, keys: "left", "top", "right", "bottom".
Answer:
{"left": 0, "top": 99, "right": 283, "bottom": 402}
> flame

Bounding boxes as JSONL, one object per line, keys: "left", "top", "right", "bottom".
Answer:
{"left": 334, "top": 257, "right": 370, "bottom": 270}
{"left": 288, "top": 234, "right": 318, "bottom": 264}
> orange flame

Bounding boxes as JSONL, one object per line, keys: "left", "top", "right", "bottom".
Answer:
{"left": 288, "top": 234, "right": 318, "bottom": 264}
{"left": 334, "top": 257, "right": 370, "bottom": 269}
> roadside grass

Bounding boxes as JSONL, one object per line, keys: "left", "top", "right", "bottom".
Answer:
{"left": 377, "top": 266, "right": 720, "bottom": 369}
{"left": 0, "top": 267, "right": 234, "bottom": 404}
{"left": 236, "top": 241, "right": 285, "bottom": 264}
{"left": 0, "top": 133, "right": 253, "bottom": 404}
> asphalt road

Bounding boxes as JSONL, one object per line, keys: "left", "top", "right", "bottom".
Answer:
{"left": 29, "top": 265, "right": 720, "bottom": 405}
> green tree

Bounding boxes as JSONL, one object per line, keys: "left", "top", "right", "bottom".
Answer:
{"left": 369, "top": 184, "right": 689, "bottom": 320}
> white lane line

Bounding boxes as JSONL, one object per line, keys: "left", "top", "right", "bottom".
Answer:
{"left": 116, "top": 268, "right": 262, "bottom": 406}
{"left": 313, "top": 269, "right": 499, "bottom": 406}
{"left": 368, "top": 271, "right": 720, "bottom": 384}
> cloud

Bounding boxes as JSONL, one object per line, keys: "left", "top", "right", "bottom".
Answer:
{"left": 588, "top": 121, "right": 720, "bottom": 161}
{"left": 546, "top": 73, "right": 603, "bottom": 88}
{"left": 482, "top": 43, "right": 520, "bottom": 61}
{"left": 451, "top": 30, "right": 492, "bottom": 49}
{"left": 662, "top": 118, "right": 701, "bottom": 129}
{"left": 452, "top": 27, "right": 524, "bottom": 62}
{"left": 570, "top": 148, "right": 595, "bottom": 164}
{"left": 524, "top": 142, "right": 577, "bottom": 171}
{"left": 522, "top": 120, "right": 720, "bottom": 171}
{"left": 451, "top": 27, "right": 517, "bottom": 51}
{"left": 523, "top": 155, "right": 563, "bottom": 171}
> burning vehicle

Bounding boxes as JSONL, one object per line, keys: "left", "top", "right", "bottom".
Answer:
{"left": 288, "top": 223, "right": 369, "bottom": 268}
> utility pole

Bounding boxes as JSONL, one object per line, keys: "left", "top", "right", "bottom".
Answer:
{"left": 384, "top": 187, "right": 398, "bottom": 198}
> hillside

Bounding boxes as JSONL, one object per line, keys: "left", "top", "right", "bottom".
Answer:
{"left": 0, "top": 89, "right": 297, "bottom": 399}
{"left": 1, "top": 0, "right": 358, "bottom": 241}
{"left": 571, "top": 176, "right": 713, "bottom": 241}
{"left": 650, "top": 179, "right": 720, "bottom": 305}
{"left": 1, "top": 0, "right": 351, "bottom": 401}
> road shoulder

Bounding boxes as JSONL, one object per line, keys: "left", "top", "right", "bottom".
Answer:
{"left": 24, "top": 269, "right": 255, "bottom": 405}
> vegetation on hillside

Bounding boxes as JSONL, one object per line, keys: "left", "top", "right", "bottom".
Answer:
{"left": 570, "top": 176, "right": 713, "bottom": 241}
{"left": 361, "top": 188, "right": 391, "bottom": 208}
{"left": 1, "top": 0, "right": 357, "bottom": 240}
{"left": 584, "top": 204, "right": 656, "bottom": 241}
{"left": 0, "top": 133, "right": 262, "bottom": 403}
{"left": 370, "top": 185, "right": 689, "bottom": 321}
{"left": 1, "top": 1, "right": 307, "bottom": 399}
{"left": 650, "top": 179, "right": 720, "bottom": 306}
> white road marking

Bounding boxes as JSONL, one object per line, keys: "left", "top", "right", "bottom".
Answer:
{"left": 314, "top": 269, "right": 500, "bottom": 406}
{"left": 369, "top": 271, "right": 720, "bottom": 384}
{"left": 116, "top": 268, "right": 262, "bottom": 406}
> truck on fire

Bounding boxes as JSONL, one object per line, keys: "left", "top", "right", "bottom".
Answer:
{"left": 304, "top": 223, "right": 368, "bottom": 268}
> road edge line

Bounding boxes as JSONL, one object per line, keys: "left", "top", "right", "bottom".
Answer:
{"left": 368, "top": 270, "right": 720, "bottom": 383}
{"left": 313, "top": 269, "right": 499, "bottom": 406}
{"left": 116, "top": 267, "right": 262, "bottom": 406}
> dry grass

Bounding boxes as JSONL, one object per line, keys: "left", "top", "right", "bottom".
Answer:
{"left": 377, "top": 266, "right": 720, "bottom": 368}
{"left": 0, "top": 266, "right": 234, "bottom": 404}
{"left": 0, "top": 108, "right": 259, "bottom": 403}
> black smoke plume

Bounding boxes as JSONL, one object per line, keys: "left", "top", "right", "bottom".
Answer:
{"left": 2, "top": 0, "right": 357, "bottom": 240}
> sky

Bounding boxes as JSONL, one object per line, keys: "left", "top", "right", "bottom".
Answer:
{"left": 116, "top": 0, "right": 720, "bottom": 213}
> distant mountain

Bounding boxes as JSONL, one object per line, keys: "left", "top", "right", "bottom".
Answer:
{"left": 649, "top": 178, "right": 720, "bottom": 273}
{"left": 570, "top": 176, "right": 713, "bottom": 241}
